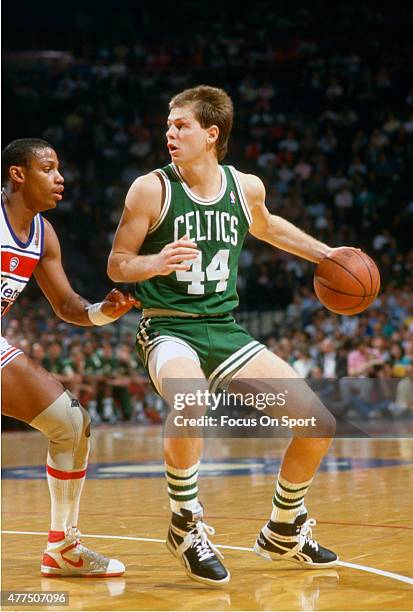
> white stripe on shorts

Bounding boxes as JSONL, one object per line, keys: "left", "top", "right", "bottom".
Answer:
{"left": 1, "top": 337, "right": 23, "bottom": 369}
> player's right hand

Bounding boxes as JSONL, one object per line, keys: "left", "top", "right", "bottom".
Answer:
{"left": 152, "top": 235, "right": 200, "bottom": 276}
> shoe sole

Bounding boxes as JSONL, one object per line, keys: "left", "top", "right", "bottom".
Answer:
{"left": 253, "top": 543, "right": 339, "bottom": 569}
{"left": 166, "top": 538, "right": 230, "bottom": 586}
{"left": 41, "top": 567, "right": 125, "bottom": 578}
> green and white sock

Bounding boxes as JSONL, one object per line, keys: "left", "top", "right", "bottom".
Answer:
{"left": 271, "top": 473, "right": 312, "bottom": 523}
{"left": 165, "top": 462, "right": 200, "bottom": 514}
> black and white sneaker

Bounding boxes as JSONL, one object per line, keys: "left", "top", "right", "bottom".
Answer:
{"left": 166, "top": 507, "right": 230, "bottom": 586}
{"left": 254, "top": 512, "right": 338, "bottom": 568}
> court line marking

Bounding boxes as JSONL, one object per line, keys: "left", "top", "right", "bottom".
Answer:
{"left": 2, "top": 530, "right": 413, "bottom": 586}
{"left": 335, "top": 561, "right": 413, "bottom": 586}
{"left": 3, "top": 511, "right": 412, "bottom": 530}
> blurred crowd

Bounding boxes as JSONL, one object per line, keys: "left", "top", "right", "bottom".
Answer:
{"left": 3, "top": 282, "right": 412, "bottom": 426}
{"left": 2, "top": 298, "right": 166, "bottom": 426}
{"left": 263, "top": 282, "right": 413, "bottom": 419}
{"left": 4, "top": 2, "right": 413, "bottom": 299}
{"left": 2, "top": 2, "right": 413, "bottom": 426}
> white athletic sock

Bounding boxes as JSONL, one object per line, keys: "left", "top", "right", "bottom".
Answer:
{"left": 165, "top": 462, "right": 201, "bottom": 514}
{"left": 30, "top": 393, "right": 90, "bottom": 536}
{"left": 271, "top": 473, "right": 312, "bottom": 523}
{"left": 47, "top": 464, "right": 87, "bottom": 532}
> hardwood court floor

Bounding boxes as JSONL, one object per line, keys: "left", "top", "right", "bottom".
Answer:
{"left": 1, "top": 425, "right": 413, "bottom": 611}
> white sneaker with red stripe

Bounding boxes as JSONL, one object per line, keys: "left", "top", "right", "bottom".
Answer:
{"left": 41, "top": 528, "right": 125, "bottom": 577}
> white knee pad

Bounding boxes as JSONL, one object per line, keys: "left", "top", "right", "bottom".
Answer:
{"left": 148, "top": 339, "right": 200, "bottom": 394}
{"left": 30, "top": 391, "right": 91, "bottom": 471}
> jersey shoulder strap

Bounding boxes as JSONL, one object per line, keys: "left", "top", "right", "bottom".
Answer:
{"left": 224, "top": 165, "right": 252, "bottom": 226}
{"left": 147, "top": 167, "right": 173, "bottom": 234}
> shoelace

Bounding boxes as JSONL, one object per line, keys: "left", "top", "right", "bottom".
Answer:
{"left": 298, "top": 518, "right": 319, "bottom": 551}
{"left": 65, "top": 527, "right": 81, "bottom": 544}
{"left": 64, "top": 528, "right": 110, "bottom": 565}
{"left": 186, "top": 520, "right": 224, "bottom": 562}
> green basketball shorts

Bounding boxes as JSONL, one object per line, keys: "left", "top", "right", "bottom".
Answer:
{"left": 136, "top": 314, "right": 266, "bottom": 393}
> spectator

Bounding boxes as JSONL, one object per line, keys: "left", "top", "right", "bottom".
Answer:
{"left": 292, "top": 348, "right": 314, "bottom": 378}
{"left": 389, "top": 364, "right": 413, "bottom": 417}
{"left": 316, "top": 338, "right": 347, "bottom": 379}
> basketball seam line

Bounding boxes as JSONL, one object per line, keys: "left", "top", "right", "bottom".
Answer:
{"left": 319, "top": 256, "right": 365, "bottom": 291}
{"left": 353, "top": 250, "right": 373, "bottom": 295}
{"left": 314, "top": 279, "right": 377, "bottom": 298}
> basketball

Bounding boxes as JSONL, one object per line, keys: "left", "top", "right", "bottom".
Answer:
{"left": 314, "top": 248, "right": 380, "bottom": 315}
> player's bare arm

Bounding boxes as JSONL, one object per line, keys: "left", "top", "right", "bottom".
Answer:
{"left": 34, "top": 219, "right": 138, "bottom": 325}
{"left": 237, "top": 171, "right": 333, "bottom": 264}
{"left": 107, "top": 172, "right": 199, "bottom": 283}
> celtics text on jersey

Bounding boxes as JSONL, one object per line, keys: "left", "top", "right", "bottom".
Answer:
{"left": 135, "top": 164, "right": 251, "bottom": 315}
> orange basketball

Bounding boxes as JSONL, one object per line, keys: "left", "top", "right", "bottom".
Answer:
{"left": 314, "top": 248, "right": 380, "bottom": 315}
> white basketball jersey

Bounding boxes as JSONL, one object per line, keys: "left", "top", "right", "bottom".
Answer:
{"left": 1, "top": 197, "right": 44, "bottom": 317}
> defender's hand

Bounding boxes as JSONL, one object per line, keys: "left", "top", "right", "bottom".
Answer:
{"left": 101, "top": 288, "right": 141, "bottom": 319}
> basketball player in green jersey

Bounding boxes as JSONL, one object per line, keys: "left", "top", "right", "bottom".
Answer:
{"left": 108, "top": 86, "right": 341, "bottom": 586}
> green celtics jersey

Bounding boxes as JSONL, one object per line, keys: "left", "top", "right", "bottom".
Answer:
{"left": 135, "top": 164, "right": 252, "bottom": 315}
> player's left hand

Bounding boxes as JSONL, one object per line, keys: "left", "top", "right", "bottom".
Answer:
{"left": 101, "top": 288, "right": 141, "bottom": 319}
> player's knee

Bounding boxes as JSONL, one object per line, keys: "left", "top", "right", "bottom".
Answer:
{"left": 318, "top": 409, "right": 336, "bottom": 439}
{"left": 30, "top": 391, "right": 91, "bottom": 470}
{"left": 67, "top": 394, "right": 91, "bottom": 468}
{"left": 308, "top": 394, "right": 336, "bottom": 439}
{"left": 294, "top": 435, "right": 333, "bottom": 457}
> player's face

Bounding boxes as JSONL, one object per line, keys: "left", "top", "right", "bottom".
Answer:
{"left": 166, "top": 106, "right": 211, "bottom": 164}
{"left": 22, "top": 148, "right": 64, "bottom": 211}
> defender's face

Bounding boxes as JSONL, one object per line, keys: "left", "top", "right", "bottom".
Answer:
{"left": 166, "top": 105, "right": 209, "bottom": 164}
{"left": 21, "top": 148, "right": 64, "bottom": 211}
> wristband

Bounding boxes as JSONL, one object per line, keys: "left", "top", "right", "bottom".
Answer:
{"left": 86, "top": 302, "right": 117, "bottom": 326}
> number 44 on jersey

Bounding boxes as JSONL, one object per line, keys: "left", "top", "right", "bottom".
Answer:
{"left": 176, "top": 249, "right": 230, "bottom": 295}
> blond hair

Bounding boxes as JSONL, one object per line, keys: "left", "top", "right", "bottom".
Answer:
{"left": 169, "top": 85, "right": 234, "bottom": 161}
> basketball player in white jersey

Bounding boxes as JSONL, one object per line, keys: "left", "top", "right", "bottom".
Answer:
{"left": 1, "top": 138, "right": 139, "bottom": 576}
